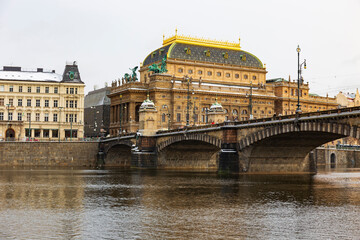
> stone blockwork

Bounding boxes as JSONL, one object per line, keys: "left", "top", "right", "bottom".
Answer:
{"left": 0, "top": 142, "right": 98, "bottom": 166}
{"left": 313, "top": 147, "right": 360, "bottom": 167}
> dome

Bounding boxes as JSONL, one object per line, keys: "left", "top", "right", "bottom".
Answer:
{"left": 209, "top": 100, "right": 224, "bottom": 113}
{"left": 140, "top": 95, "right": 156, "bottom": 110}
{"left": 143, "top": 34, "right": 263, "bottom": 69}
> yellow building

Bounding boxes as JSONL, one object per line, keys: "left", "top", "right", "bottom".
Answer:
{"left": 109, "top": 33, "right": 339, "bottom": 136}
{"left": 267, "top": 77, "right": 338, "bottom": 115}
{"left": 0, "top": 62, "right": 85, "bottom": 140}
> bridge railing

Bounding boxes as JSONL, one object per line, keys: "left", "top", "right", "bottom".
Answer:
{"left": 105, "top": 106, "right": 360, "bottom": 138}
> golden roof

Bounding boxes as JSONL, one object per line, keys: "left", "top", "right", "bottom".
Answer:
{"left": 163, "top": 31, "right": 241, "bottom": 51}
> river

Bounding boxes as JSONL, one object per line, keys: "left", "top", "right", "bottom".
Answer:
{"left": 1, "top": 167, "right": 360, "bottom": 239}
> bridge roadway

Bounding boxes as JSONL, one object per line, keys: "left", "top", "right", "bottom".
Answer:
{"left": 99, "top": 106, "right": 360, "bottom": 173}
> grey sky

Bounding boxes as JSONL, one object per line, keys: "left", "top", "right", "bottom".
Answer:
{"left": 1, "top": 0, "right": 359, "bottom": 96}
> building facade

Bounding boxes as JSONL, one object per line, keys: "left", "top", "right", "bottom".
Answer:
{"left": 336, "top": 89, "right": 360, "bottom": 108}
{"left": 0, "top": 62, "right": 84, "bottom": 141}
{"left": 84, "top": 86, "right": 111, "bottom": 137}
{"left": 108, "top": 33, "right": 339, "bottom": 136}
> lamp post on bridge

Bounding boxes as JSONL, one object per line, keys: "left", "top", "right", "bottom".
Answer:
{"left": 296, "top": 45, "right": 307, "bottom": 114}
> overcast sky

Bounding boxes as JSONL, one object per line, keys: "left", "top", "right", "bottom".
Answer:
{"left": 1, "top": 0, "right": 359, "bottom": 96}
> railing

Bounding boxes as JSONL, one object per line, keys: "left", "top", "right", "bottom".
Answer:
{"left": 104, "top": 106, "right": 360, "bottom": 139}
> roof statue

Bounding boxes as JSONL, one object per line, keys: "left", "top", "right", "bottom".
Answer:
{"left": 148, "top": 55, "right": 168, "bottom": 74}
{"left": 130, "top": 66, "right": 138, "bottom": 81}
{"left": 122, "top": 66, "right": 139, "bottom": 83}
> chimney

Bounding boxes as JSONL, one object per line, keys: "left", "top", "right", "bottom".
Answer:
{"left": 52, "top": 70, "right": 56, "bottom": 73}
{"left": 3, "top": 66, "right": 21, "bottom": 71}
{"left": 37, "top": 68, "right": 43, "bottom": 72}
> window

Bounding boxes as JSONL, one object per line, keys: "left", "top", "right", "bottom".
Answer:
{"left": 162, "top": 113, "right": 166, "bottom": 122}
{"left": 178, "top": 68, "right": 183, "bottom": 73}
{"left": 252, "top": 75, "right": 257, "bottom": 80}
{"left": 70, "top": 100, "right": 74, "bottom": 108}
{"left": 226, "top": 73, "right": 231, "bottom": 78}
{"left": 44, "top": 113, "right": 49, "bottom": 122}
{"left": 27, "top": 86, "right": 31, "bottom": 93}
{"left": 217, "top": 72, "right": 221, "bottom": 77}
{"left": 66, "top": 100, "right": 69, "bottom": 108}
{"left": 0, "top": 112, "right": 3, "bottom": 120}
{"left": 35, "top": 113, "right": 40, "bottom": 121}
{"left": 188, "top": 69, "right": 193, "bottom": 74}
{"left": 27, "top": 113, "right": 31, "bottom": 121}
{"left": 53, "top": 100, "right": 58, "bottom": 107}
{"left": 45, "top": 99, "right": 49, "bottom": 107}
{"left": 198, "top": 70, "right": 203, "bottom": 75}
{"left": 54, "top": 87, "right": 58, "bottom": 94}
{"left": 74, "top": 100, "right": 77, "bottom": 108}
{"left": 0, "top": 98, "right": 4, "bottom": 106}
{"left": 0, "top": 85, "right": 4, "bottom": 91}
{"left": 66, "top": 88, "right": 69, "bottom": 94}
{"left": 18, "top": 99, "right": 22, "bottom": 107}
{"left": 18, "top": 113, "right": 22, "bottom": 121}
{"left": 43, "top": 129, "right": 49, "bottom": 138}
{"left": 291, "top": 89, "right": 294, "bottom": 96}
{"left": 45, "top": 87, "right": 49, "bottom": 93}
{"left": 70, "top": 88, "right": 74, "bottom": 94}
{"left": 176, "top": 113, "right": 181, "bottom": 122}
{"left": 8, "top": 112, "right": 13, "bottom": 121}
{"left": 177, "top": 106, "right": 181, "bottom": 110}
{"left": 244, "top": 74, "right": 248, "bottom": 79}
{"left": 19, "top": 86, "right": 23, "bottom": 92}
{"left": 36, "top": 86, "right": 40, "bottom": 93}
{"left": 235, "top": 74, "right": 239, "bottom": 79}
{"left": 36, "top": 99, "right": 40, "bottom": 107}
{"left": 9, "top": 86, "right": 13, "bottom": 92}
{"left": 52, "top": 130, "right": 58, "bottom": 138}
{"left": 9, "top": 99, "right": 13, "bottom": 106}
{"left": 207, "top": 71, "right": 212, "bottom": 76}
{"left": 75, "top": 88, "right": 78, "bottom": 94}
{"left": 66, "top": 114, "right": 68, "bottom": 122}
{"left": 27, "top": 99, "right": 31, "bottom": 107}
{"left": 34, "top": 129, "right": 41, "bottom": 138}
{"left": 232, "top": 109, "right": 238, "bottom": 115}
{"left": 53, "top": 113, "right": 58, "bottom": 122}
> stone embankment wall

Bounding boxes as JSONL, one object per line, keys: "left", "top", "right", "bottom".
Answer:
{"left": 313, "top": 147, "right": 360, "bottom": 167}
{"left": 0, "top": 142, "right": 99, "bottom": 167}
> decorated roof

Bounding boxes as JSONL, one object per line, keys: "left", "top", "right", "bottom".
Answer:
{"left": 143, "top": 34, "right": 263, "bottom": 68}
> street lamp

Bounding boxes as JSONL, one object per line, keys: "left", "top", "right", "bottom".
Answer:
{"left": 184, "top": 75, "right": 192, "bottom": 127}
{"left": 248, "top": 81, "right": 253, "bottom": 120}
{"left": 58, "top": 107, "right": 63, "bottom": 142}
{"left": 119, "top": 94, "right": 122, "bottom": 135}
{"left": 162, "top": 104, "right": 171, "bottom": 130}
{"left": 296, "top": 45, "right": 306, "bottom": 114}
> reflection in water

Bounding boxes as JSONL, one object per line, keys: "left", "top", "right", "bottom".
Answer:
{"left": 1, "top": 167, "right": 360, "bottom": 239}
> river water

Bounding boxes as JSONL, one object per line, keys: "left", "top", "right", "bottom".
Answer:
{"left": 1, "top": 167, "right": 360, "bottom": 239}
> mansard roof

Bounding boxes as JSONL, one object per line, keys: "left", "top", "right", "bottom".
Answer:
{"left": 143, "top": 34, "right": 264, "bottom": 69}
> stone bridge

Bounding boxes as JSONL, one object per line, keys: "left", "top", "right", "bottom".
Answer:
{"left": 99, "top": 107, "right": 360, "bottom": 173}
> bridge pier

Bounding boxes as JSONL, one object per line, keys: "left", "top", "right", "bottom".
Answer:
{"left": 131, "top": 136, "right": 157, "bottom": 168}
{"left": 218, "top": 127, "right": 239, "bottom": 174}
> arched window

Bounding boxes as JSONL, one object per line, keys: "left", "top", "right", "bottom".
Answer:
{"left": 242, "top": 109, "right": 248, "bottom": 114}
{"left": 232, "top": 109, "right": 238, "bottom": 115}
{"left": 162, "top": 113, "right": 166, "bottom": 122}
{"left": 135, "top": 105, "right": 141, "bottom": 122}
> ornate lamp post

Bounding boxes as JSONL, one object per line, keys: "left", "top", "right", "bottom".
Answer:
{"left": 162, "top": 104, "right": 171, "bottom": 130}
{"left": 119, "top": 94, "right": 122, "bottom": 135}
{"left": 58, "top": 107, "right": 63, "bottom": 142}
{"left": 184, "top": 75, "right": 192, "bottom": 127}
{"left": 296, "top": 45, "right": 306, "bottom": 114}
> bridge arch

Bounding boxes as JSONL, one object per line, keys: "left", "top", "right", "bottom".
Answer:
{"left": 157, "top": 133, "right": 222, "bottom": 152}
{"left": 103, "top": 140, "right": 133, "bottom": 167}
{"left": 238, "top": 122, "right": 358, "bottom": 150}
{"left": 157, "top": 133, "right": 222, "bottom": 170}
{"left": 237, "top": 121, "right": 359, "bottom": 172}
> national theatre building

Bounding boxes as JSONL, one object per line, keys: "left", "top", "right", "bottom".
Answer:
{"left": 109, "top": 33, "right": 338, "bottom": 136}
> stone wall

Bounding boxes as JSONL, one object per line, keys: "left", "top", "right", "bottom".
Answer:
{"left": 0, "top": 142, "right": 99, "bottom": 167}
{"left": 313, "top": 147, "right": 360, "bottom": 167}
